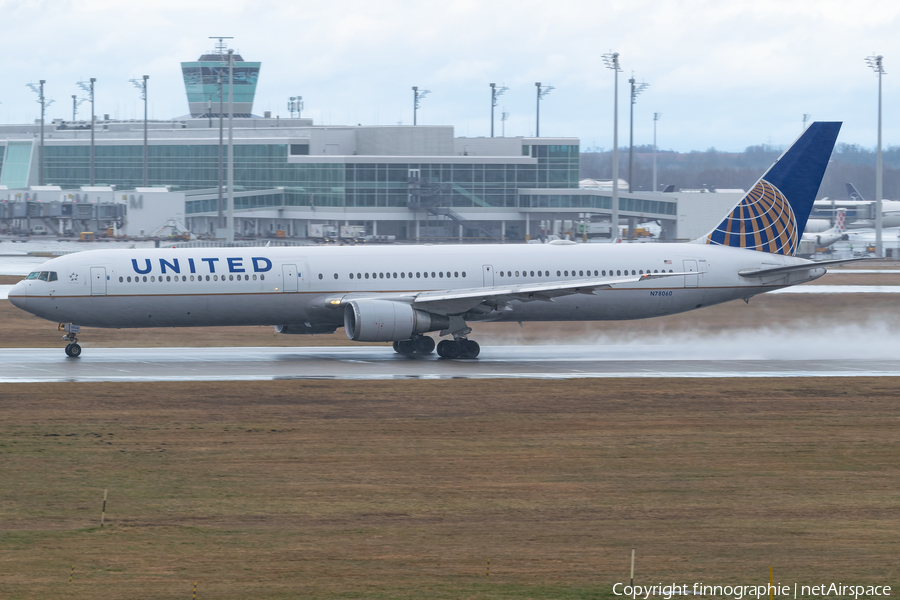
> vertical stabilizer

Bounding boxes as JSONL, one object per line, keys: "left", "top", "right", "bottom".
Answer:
{"left": 701, "top": 122, "right": 841, "bottom": 255}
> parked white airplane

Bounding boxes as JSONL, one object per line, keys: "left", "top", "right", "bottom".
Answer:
{"left": 9, "top": 122, "right": 852, "bottom": 359}
{"left": 801, "top": 208, "right": 847, "bottom": 248}
{"left": 806, "top": 183, "right": 900, "bottom": 232}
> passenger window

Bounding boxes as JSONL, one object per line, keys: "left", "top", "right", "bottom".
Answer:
{"left": 365, "top": 273, "right": 369, "bottom": 279}
{"left": 212, "top": 275, "right": 217, "bottom": 281}
{"left": 318, "top": 274, "right": 323, "bottom": 279}
{"left": 393, "top": 272, "right": 397, "bottom": 278}
{"left": 454, "top": 272, "right": 458, "bottom": 278}
{"left": 564, "top": 271, "right": 568, "bottom": 276}
{"left": 119, "top": 276, "right": 123, "bottom": 282}
{"left": 616, "top": 270, "right": 621, "bottom": 276}
{"left": 261, "top": 274, "right": 265, "bottom": 280}
{"left": 358, "top": 273, "right": 362, "bottom": 279}
{"left": 379, "top": 273, "right": 384, "bottom": 279}
{"left": 530, "top": 271, "right": 534, "bottom": 277}
{"left": 593, "top": 270, "right": 598, "bottom": 276}
{"left": 334, "top": 273, "right": 338, "bottom": 279}
{"left": 151, "top": 276, "right": 156, "bottom": 282}
{"left": 423, "top": 272, "right": 428, "bottom": 278}
{"left": 439, "top": 272, "right": 444, "bottom": 278}
{"left": 416, "top": 272, "right": 421, "bottom": 278}
{"left": 632, "top": 270, "right": 636, "bottom": 275}
{"left": 431, "top": 272, "right": 436, "bottom": 278}
{"left": 500, "top": 271, "right": 504, "bottom": 277}
{"left": 401, "top": 272, "right": 405, "bottom": 278}
{"left": 252, "top": 274, "right": 257, "bottom": 280}
{"left": 143, "top": 276, "right": 148, "bottom": 282}
{"left": 557, "top": 270, "right": 561, "bottom": 276}
{"left": 579, "top": 270, "right": 583, "bottom": 276}
{"left": 462, "top": 271, "right": 466, "bottom": 277}
{"left": 127, "top": 276, "right": 132, "bottom": 282}
{"left": 654, "top": 270, "right": 658, "bottom": 273}
{"left": 515, "top": 271, "right": 519, "bottom": 277}
{"left": 350, "top": 273, "right": 354, "bottom": 279}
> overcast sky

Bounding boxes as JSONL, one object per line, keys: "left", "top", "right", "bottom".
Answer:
{"left": 1, "top": 0, "right": 898, "bottom": 152}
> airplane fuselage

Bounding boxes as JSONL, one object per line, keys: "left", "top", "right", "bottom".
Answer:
{"left": 10, "top": 243, "right": 823, "bottom": 333}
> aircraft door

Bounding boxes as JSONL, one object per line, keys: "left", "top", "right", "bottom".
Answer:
{"left": 282, "top": 264, "right": 298, "bottom": 293}
{"left": 482, "top": 265, "right": 494, "bottom": 287}
{"left": 90, "top": 267, "right": 107, "bottom": 295}
{"left": 683, "top": 260, "right": 699, "bottom": 287}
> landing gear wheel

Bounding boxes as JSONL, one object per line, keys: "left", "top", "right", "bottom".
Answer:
{"left": 437, "top": 339, "right": 460, "bottom": 359}
{"left": 396, "top": 340, "right": 416, "bottom": 355}
{"left": 459, "top": 339, "right": 480, "bottom": 359}
{"left": 65, "top": 343, "right": 82, "bottom": 358}
{"left": 414, "top": 335, "right": 435, "bottom": 355}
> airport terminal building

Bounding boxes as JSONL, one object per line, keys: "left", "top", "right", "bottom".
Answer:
{"left": 0, "top": 45, "right": 737, "bottom": 241}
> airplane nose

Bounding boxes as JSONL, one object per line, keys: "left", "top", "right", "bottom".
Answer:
{"left": 7, "top": 281, "right": 27, "bottom": 309}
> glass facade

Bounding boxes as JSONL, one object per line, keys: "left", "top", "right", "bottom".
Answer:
{"left": 0, "top": 141, "right": 33, "bottom": 189}
{"left": 42, "top": 141, "right": 579, "bottom": 211}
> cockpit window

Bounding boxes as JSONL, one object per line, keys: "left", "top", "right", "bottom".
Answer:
{"left": 38, "top": 272, "right": 49, "bottom": 281}
{"left": 48, "top": 272, "right": 57, "bottom": 282}
{"left": 26, "top": 272, "right": 40, "bottom": 280}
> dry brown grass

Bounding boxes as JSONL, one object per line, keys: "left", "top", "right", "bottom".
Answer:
{"left": 0, "top": 379, "right": 898, "bottom": 599}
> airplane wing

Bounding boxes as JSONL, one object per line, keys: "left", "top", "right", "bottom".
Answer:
{"left": 738, "top": 257, "right": 869, "bottom": 278}
{"left": 411, "top": 270, "right": 692, "bottom": 315}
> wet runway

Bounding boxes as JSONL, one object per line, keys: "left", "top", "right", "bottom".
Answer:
{"left": 1, "top": 345, "right": 898, "bottom": 382}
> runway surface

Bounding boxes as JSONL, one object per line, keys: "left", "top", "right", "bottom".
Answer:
{"left": 1, "top": 345, "right": 898, "bottom": 382}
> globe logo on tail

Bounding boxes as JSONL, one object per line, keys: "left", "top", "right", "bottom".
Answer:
{"left": 706, "top": 180, "right": 798, "bottom": 256}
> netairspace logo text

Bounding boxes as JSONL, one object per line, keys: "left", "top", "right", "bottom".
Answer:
{"left": 612, "top": 583, "right": 892, "bottom": 600}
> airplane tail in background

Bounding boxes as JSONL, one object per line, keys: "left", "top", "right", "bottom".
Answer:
{"left": 701, "top": 121, "right": 841, "bottom": 256}
{"left": 835, "top": 208, "right": 846, "bottom": 233}
{"left": 846, "top": 182, "right": 865, "bottom": 201}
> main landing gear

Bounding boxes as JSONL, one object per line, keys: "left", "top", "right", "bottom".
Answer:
{"left": 60, "top": 323, "right": 82, "bottom": 358}
{"left": 392, "top": 335, "right": 436, "bottom": 356}
{"left": 391, "top": 335, "right": 481, "bottom": 359}
{"left": 437, "top": 338, "right": 480, "bottom": 359}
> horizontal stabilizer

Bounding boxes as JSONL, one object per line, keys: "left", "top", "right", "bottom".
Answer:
{"left": 739, "top": 257, "right": 869, "bottom": 278}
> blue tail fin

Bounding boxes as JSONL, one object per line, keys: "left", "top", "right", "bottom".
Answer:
{"left": 702, "top": 122, "right": 841, "bottom": 255}
{"left": 846, "top": 182, "right": 865, "bottom": 201}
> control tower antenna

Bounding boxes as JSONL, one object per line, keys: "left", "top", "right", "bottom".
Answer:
{"left": 209, "top": 36, "right": 234, "bottom": 55}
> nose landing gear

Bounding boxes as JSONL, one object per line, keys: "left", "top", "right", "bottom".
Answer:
{"left": 59, "top": 323, "right": 82, "bottom": 358}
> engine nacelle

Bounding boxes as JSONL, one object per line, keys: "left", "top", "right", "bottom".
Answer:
{"left": 344, "top": 299, "right": 448, "bottom": 342}
{"left": 274, "top": 323, "right": 338, "bottom": 335}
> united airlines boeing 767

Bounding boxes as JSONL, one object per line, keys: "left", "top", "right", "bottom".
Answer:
{"left": 9, "top": 122, "right": 848, "bottom": 359}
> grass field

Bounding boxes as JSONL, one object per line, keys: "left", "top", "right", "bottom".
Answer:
{"left": 1, "top": 379, "right": 899, "bottom": 599}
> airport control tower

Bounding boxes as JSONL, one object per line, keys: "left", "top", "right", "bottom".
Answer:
{"left": 180, "top": 37, "right": 261, "bottom": 118}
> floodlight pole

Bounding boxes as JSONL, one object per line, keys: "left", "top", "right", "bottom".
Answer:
{"left": 78, "top": 78, "right": 96, "bottom": 185}
{"left": 628, "top": 76, "right": 649, "bottom": 193}
{"left": 653, "top": 113, "right": 661, "bottom": 193}
{"left": 227, "top": 49, "right": 235, "bottom": 242}
{"left": 535, "top": 82, "right": 554, "bottom": 138}
{"left": 39, "top": 80, "right": 46, "bottom": 186}
{"left": 489, "top": 83, "right": 507, "bottom": 138}
{"left": 413, "top": 87, "right": 418, "bottom": 126}
{"left": 217, "top": 74, "right": 224, "bottom": 229}
{"left": 28, "top": 80, "right": 52, "bottom": 186}
{"left": 603, "top": 53, "right": 622, "bottom": 239}
{"left": 866, "top": 54, "right": 885, "bottom": 258}
{"left": 72, "top": 95, "right": 77, "bottom": 121}
{"left": 129, "top": 76, "right": 149, "bottom": 187}
{"left": 490, "top": 83, "right": 496, "bottom": 137}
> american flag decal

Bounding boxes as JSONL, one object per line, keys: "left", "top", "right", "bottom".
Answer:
{"left": 663, "top": 260, "right": 672, "bottom": 264}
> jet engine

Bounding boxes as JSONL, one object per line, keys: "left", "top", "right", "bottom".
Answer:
{"left": 344, "top": 299, "right": 448, "bottom": 341}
